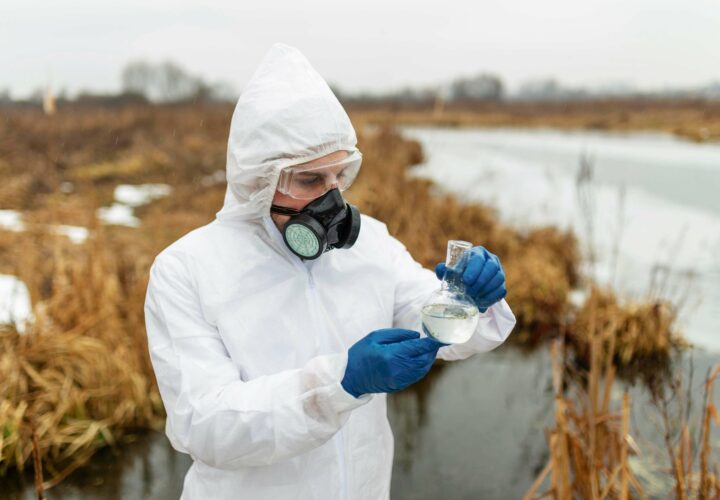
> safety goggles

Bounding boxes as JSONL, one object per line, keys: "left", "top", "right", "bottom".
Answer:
{"left": 275, "top": 150, "right": 363, "bottom": 200}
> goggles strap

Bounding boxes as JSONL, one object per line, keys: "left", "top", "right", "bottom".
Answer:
{"left": 270, "top": 204, "right": 303, "bottom": 216}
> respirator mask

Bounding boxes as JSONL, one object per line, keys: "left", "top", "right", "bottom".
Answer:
{"left": 270, "top": 150, "right": 362, "bottom": 260}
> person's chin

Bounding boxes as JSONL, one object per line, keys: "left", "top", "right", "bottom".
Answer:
{"left": 271, "top": 214, "right": 288, "bottom": 231}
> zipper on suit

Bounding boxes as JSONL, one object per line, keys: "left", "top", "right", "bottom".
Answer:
{"left": 304, "top": 265, "right": 349, "bottom": 500}
{"left": 261, "top": 217, "right": 350, "bottom": 498}
{"left": 334, "top": 427, "right": 348, "bottom": 500}
{"left": 304, "top": 265, "right": 347, "bottom": 350}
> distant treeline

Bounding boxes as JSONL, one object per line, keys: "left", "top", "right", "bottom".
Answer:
{"left": 336, "top": 76, "right": 720, "bottom": 107}
{"left": 2, "top": 59, "right": 719, "bottom": 108}
{"left": 0, "top": 60, "right": 237, "bottom": 108}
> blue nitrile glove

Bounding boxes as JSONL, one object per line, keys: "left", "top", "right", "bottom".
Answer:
{"left": 435, "top": 246, "right": 507, "bottom": 313}
{"left": 341, "top": 329, "right": 446, "bottom": 398}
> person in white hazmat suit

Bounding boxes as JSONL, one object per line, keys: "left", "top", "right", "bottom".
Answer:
{"left": 144, "top": 43, "right": 516, "bottom": 500}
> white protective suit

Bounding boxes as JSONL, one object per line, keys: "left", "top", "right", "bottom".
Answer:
{"left": 144, "top": 43, "right": 517, "bottom": 500}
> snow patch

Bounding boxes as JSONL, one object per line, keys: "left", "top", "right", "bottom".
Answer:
{"left": 96, "top": 183, "right": 171, "bottom": 227}
{"left": 0, "top": 210, "right": 24, "bottom": 232}
{"left": 0, "top": 274, "right": 33, "bottom": 334}
{"left": 113, "top": 184, "right": 172, "bottom": 207}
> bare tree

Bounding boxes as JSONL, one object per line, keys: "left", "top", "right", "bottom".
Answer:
{"left": 449, "top": 73, "right": 504, "bottom": 101}
{"left": 120, "top": 60, "right": 231, "bottom": 103}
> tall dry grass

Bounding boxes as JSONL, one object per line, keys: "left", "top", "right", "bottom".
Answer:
{"left": 568, "top": 287, "right": 688, "bottom": 398}
{"left": 0, "top": 228, "right": 164, "bottom": 488}
{"left": 652, "top": 360, "right": 720, "bottom": 499}
{"left": 524, "top": 337, "right": 645, "bottom": 499}
{"left": 525, "top": 331, "right": 718, "bottom": 498}
{"left": 696, "top": 366, "right": 720, "bottom": 498}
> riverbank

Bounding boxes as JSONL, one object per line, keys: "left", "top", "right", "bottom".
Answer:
{"left": 349, "top": 99, "right": 720, "bottom": 142}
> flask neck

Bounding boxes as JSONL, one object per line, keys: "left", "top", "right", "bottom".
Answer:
{"left": 441, "top": 240, "right": 472, "bottom": 294}
{"left": 441, "top": 267, "right": 465, "bottom": 292}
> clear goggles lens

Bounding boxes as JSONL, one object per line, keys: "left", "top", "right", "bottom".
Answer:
{"left": 276, "top": 150, "right": 362, "bottom": 200}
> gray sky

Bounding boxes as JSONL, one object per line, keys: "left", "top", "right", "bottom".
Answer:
{"left": 2, "top": 0, "right": 719, "bottom": 98}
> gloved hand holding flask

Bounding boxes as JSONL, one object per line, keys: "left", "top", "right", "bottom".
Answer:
{"left": 422, "top": 241, "right": 507, "bottom": 344}
{"left": 341, "top": 329, "right": 446, "bottom": 398}
{"left": 434, "top": 245, "right": 507, "bottom": 313}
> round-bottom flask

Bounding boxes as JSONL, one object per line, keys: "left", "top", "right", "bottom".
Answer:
{"left": 421, "top": 240, "right": 480, "bottom": 344}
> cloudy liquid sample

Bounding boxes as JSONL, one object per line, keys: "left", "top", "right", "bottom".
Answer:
{"left": 421, "top": 303, "right": 479, "bottom": 344}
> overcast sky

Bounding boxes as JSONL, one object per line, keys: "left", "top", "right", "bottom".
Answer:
{"left": 2, "top": 0, "right": 719, "bottom": 98}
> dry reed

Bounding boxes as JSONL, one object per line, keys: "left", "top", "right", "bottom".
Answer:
{"left": 654, "top": 362, "right": 720, "bottom": 499}
{"left": 525, "top": 335, "right": 645, "bottom": 499}
{"left": 526, "top": 336, "right": 720, "bottom": 498}
{"left": 0, "top": 229, "right": 164, "bottom": 488}
{"left": 568, "top": 287, "right": 688, "bottom": 397}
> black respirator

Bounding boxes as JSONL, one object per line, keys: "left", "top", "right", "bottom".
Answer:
{"left": 270, "top": 188, "right": 361, "bottom": 260}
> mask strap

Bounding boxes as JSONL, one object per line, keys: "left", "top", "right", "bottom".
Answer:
{"left": 270, "top": 204, "right": 302, "bottom": 216}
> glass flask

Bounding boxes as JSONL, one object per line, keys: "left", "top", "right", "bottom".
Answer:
{"left": 421, "top": 240, "right": 480, "bottom": 344}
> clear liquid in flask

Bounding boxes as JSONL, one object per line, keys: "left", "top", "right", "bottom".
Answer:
{"left": 421, "top": 303, "right": 479, "bottom": 344}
